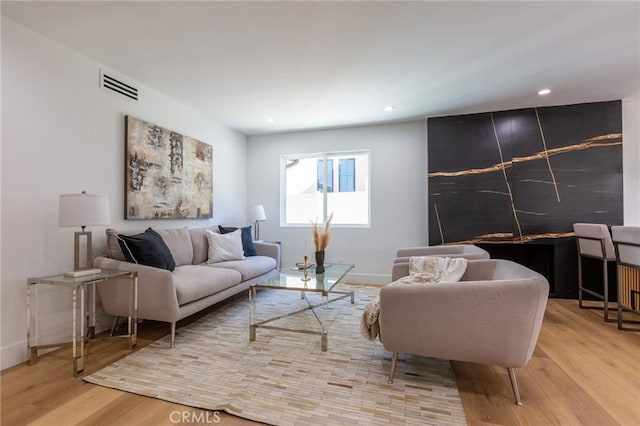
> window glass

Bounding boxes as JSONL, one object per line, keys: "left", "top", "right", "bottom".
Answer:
{"left": 317, "top": 159, "right": 334, "bottom": 192}
{"left": 338, "top": 158, "right": 355, "bottom": 192}
{"left": 282, "top": 151, "right": 369, "bottom": 226}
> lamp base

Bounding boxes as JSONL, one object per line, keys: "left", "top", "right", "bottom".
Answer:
{"left": 63, "top": 268, "right": 102, "bottom": 278}
{"left": 254, "top": 221, "right": 260, "bottom": 241}
{"left": 74, "top": 230, "right": 93, "bottom": 271}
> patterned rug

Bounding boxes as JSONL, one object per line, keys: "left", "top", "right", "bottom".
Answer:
{"left": 85, "top": 285, "right": 467, "bottom": 425}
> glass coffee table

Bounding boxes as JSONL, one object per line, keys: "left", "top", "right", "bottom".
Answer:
{"left": 249, "top": 263, "right": 354, "bottom": 351}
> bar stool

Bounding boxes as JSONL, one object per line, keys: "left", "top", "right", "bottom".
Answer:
{"left": 611, "top": 226, "right": 640, "bottom": 331}
{"left": 573, "top": 223, "right": 616, "bottom": 321}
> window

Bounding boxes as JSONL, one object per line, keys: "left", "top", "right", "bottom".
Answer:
{"left": 281, "top": 151, "right": 369, "bottom": 226}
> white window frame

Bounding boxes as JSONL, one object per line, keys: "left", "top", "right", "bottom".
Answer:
{"left": 280, "top": 150, "right": 371, "bottom": 228}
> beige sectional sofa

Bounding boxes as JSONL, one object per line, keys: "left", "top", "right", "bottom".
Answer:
{"left": 94, "top": 226, "right": 280, "bottom": 347}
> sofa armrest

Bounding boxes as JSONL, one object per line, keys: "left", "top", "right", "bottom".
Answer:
{"left": 379, "top": 277, "right": 548, "bottom": 368}
{"left": 391, "top": 262, "right": 410, "bottom": 282}
{"left": 254, "top": 241, "right": 280, "bottom": 270}
{"left": 396, "top": 245, "right": 490, "bottom": 260}
{"left": 94, "top": 256, "right": 180, "bottom": 322}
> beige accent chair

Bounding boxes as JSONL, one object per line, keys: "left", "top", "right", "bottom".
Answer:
{"left": 611, "top": 226, "right": 640, "bottom": 331}
{"left": 379, "top": 259, "right": 549, "bottom": 405}
{"left": 392, "top": 244, "right": 490, "bottom": 281}
{"left": 573, "top": 223, "right": 616, "bottom": 321}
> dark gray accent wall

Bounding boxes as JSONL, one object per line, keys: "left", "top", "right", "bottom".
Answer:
{"left": 428, "top": 100, "right": 623, "bottom": 244}
{"left": 428, "top": 100, "right": 623, "bottom": 298}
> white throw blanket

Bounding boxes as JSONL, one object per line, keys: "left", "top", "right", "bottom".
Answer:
{"left": 361, "top": 256, "right": 468, "bottom": 340}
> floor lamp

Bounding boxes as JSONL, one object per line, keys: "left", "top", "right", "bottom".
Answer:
{"left": 58, "top": 191, "right": 111, "bottom": 277}
{"left": 247, "top": 205, "right": 266, "bottom": 241}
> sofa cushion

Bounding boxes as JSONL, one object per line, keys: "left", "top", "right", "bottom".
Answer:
{"left": 107, "top": 227, "right": 194, "bottom": 266}
{"left": 189, "top": 226, "right": 218, "bottom": 265}
{"left": 173, "top": 265, "right": 242, "bottom": 305}
{"left": 206, "top": 229, "right": 245, "bottom": 263}
{"left": 106, "top": 228, "right": 126, "bottom": 261}
{"left": 219, "top": 225, "right": 258, "bottom": 257}
{"left": 156, "top": 227, "right": 193, "bottom": 266}
{"left": 117, "top": 228, "right": 176, "bottom": 271}
{"left": 208, "top": 256, "right": 277, "bottom": 281}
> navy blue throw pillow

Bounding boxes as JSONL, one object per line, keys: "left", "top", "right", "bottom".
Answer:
{"left": 218, "top": 225, "right": 258, "bottom": 256}
{"left": 117, "top": 228, "right": 176, "bottom": 271}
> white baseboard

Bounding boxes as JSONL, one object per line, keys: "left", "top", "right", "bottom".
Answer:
{"left": 1, "top": 311, "right": 114, "bottom": 371}
{"left": 1, "top": 339, "right": 28, "bottom": 370}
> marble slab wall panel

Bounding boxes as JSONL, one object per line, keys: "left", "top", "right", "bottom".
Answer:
{"left": 428, "top": 100, "right": 623, "bottom": 246}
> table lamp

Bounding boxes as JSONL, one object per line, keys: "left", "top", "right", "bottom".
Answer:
{"left": 247, "top": 204, "right": 266, "bottom": 241}
{"left": 58, "top": 191, "right": 111, "bottom": 277}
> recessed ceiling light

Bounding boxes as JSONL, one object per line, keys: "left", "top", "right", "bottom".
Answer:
{"left": 383, "top": 105, "right": 395, "bottom": 112}
{"left": 537, "top": 89, "right": 551, "bottom": 96}
{"left": 265, "top": 117, "right": 275, "bottom": 124}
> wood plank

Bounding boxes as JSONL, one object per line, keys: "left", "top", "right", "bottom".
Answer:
{"left": 454, "top": 299, "right": 640, "bottom": 426}
{"left": 28, "top": 386, "right": 122, "bottom": 426}
{"left": 536, "top": 300, "right": 640, "bottom": 425}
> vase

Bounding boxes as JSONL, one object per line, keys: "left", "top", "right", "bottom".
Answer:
{"left": 315, "top": 250, "right": 325, "bottom": 274}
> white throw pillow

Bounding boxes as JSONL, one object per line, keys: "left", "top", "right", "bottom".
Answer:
{"left": 206, "top": 229, "right": 245, "bottom": 263}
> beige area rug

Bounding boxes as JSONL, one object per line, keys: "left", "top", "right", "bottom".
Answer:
{"left": 85, "top": 284, "right": 467, "bottom": 425}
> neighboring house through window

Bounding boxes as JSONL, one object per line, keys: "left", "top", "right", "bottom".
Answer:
{"left": 317, "top": 159, "right": 334, "bottom": 192}
{"left": 338, "top": 158, "right": 355, "bottom": 192}
{"left": 282, "top": 151, "right": 369, "bottom": 226}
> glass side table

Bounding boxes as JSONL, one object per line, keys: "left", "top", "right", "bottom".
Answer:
{"left": 26, "top": 269, "right": 138, "bottom": 376}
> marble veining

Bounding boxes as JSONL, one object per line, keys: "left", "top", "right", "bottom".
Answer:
{"left": 427, "top": 100, "right": 623, "bottom": 247}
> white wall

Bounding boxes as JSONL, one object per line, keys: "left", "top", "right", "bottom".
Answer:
{"left": 1, "top": 18, "right": 247, "bottom": 369}
{"left": 247, "top": 95, "right": 640, "bottom": 287}
{"left": 247, "top": 121, "right": 428, "bottom": 284}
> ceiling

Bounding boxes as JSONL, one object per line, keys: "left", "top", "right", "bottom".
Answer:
{"left": 2, "top": 1, "right": 639, "bottom": 136}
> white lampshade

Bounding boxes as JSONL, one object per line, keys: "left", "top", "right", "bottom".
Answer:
{"left": 58, "top": 192, "right": 111, "bottom": 228}
{"left": 247, "top": 204, "right": 267, "bottom": 224}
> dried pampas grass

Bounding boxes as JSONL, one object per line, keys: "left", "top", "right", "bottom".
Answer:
{"left": 312, "top": 212, "right": 333, "bottom": 251}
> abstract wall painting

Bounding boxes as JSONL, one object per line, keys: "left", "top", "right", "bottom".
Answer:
{"left": 125, "top": 116, "right": 213, "bottom": 219}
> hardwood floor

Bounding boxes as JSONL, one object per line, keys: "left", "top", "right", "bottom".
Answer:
{"left": 453, "top": 300, "right": 639, "bottom": 426}
{"left": 2, "top": 299, "right": 638, "bottom": 425}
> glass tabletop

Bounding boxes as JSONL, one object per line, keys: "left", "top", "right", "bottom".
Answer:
{"left": 253, "top": 263, "right": 354, "bottom": 292}
{"left": 27, "top": 269, "right": 133, "bottom": 288}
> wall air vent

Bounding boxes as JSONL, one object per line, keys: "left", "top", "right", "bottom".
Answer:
{"left": 100, "top": 70, "right": 139, "bottom": 101}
